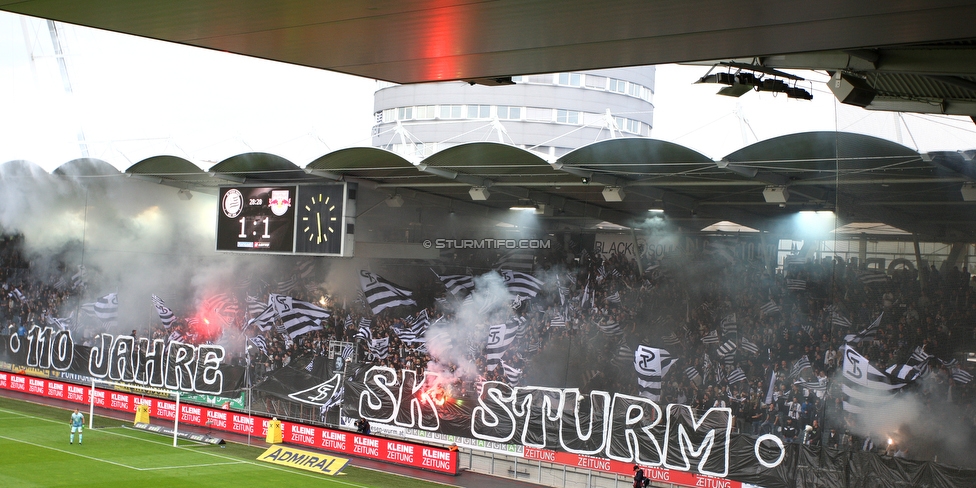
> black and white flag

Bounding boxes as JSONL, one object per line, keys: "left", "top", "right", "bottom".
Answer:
{"left": 84, "top": 293, "right": 119, "bottom": 328}
{"left": 702, "top": 330, "right": 719, "bottom": 344}
{"left": 270, "top": 294, "right": 331, "bottom": 339}
{"left": 432, "top": 270, "right": 475, "bottom": 298}
{"left": 151, "top": 295, "right": 176, "bottom": 329}
{"left": 951, "top": 368, "right": 973, "bottom": 385}
{"left": 786, "top": 279, "right": 806, "bottom": 291}
{"left": 844, "top": 313, "right": 883, "bottom": 345}
{"left": 248, "top": 303, "right": 277, "bottom": 331}
{"left": 684, "top": 366, "right": 701, "bottom": 382}
{"left": 597, "top": 319, "right": 624, "bottom": 337}
{"left": 549, "top": 315, "right": 567, "bottom": 328}
{"left": 394, "top": 309, "right": 429, "bottom": 343}
{"left": 499, "top": 269, "right": 544, "bottom": 298}
{"left": 485, "top": 322, "right": 518, "bottom": 370}
{"left": 841, "top": 345, "right": 907, "bottom": 414}
{"left": 727, "top": 367, "right": 747, "bottom": 384}
{"left": 500, "top": 361, "right": 523, "bottom": 385}
{"left": 885, "top": 363, "right": 921, "bottom": 383}
{"left": 369, "top": 337, "right": 390, "bottom": 359}
{"left": 858, "top": 270, "right": 888, "bottom": 285}
{"left": 663, "top": 332, "right": 681, "bottom": 347}
{"left": 790, "top": 355, "right": 812, "bottom": 380}
{"left": 355, "top": 318, "right": 373, "bottom": 342}
{"left": 720, "top": 313, "right": 737, "bottom": 335}
{"left": 634, "top": 345, "right": 677, "bottom": 402}
{"left": 359, "top": 270, "right": 417, "bottom": 315}
{"left": 717, "top": 339, "right": 738, "bottom": 358}
{"left": 248, "top": 335, "right": 269, "bottom": 356}
{"left": 740, "top": 337, "right": 760, "bottom": 355}
{"left": 760, "top": 300, "right": 781, "bottom": 316}
{"left": 831, "top": 312, "right": 853, "bottom": 328}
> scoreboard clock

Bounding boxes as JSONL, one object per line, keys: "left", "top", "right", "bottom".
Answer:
{"left": 294, "top": 184, "right": 346, "bottom": 255}
{"left": 215, "top": 186, "right": 297, "bottom": 253}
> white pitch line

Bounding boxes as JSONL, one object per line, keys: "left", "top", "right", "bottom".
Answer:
{"left": 0, "top": 405, "right": 459, "bottom": 487}
{"left": 0, "top": 434, "right": 142, "bottom": 470}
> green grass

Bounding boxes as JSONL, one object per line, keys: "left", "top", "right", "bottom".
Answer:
{"left": 0, "top": 396, "right": 456, "bottom": 488}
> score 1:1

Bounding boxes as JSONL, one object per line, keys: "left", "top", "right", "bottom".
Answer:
{"left": 238, "top": 217, "right": 271, "bottom": 238}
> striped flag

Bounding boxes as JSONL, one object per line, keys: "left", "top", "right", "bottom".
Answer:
{"left": 612, "top": 344, "right": 633, "bottom": 368}
{"left": 276, "top": 275, "right": 301, "bottom": 295}
{"left": 152, "top": 295, "right": 176, "bottom": 329}
{"left": 701, "top": 330, "right": 719, "bottom": 344}
{"left": 844, "top": 313, "right": 883, "bottom": 345}
{"left": 786, "top": 279, "right": 806, "bottom": 291}
{"left": 663, "top": 332, "right": 681, "bottom": 346}
{"left": 245, "top": 295, "right": 267, "bottom": 319}
{"left": 740, "top": 337, "right": 760, "bottom": 355}
{"left": 248, "top": 303, "right": 277, "bottom": 331}
{"left": 355, "top": 318, "right": 373, "bottom": 342}
{"left": 500, "top": 361, "right": 523, "bottom": 385}
{"left": 45, "top": 314, "right": 73, "bottom": 331}
{"left": 432, "top": 270, "right": 475, "bottom": 298}
{"left": 790, "top": 355, "right": 812, "bottom": 379}
{"left": 90, "top": 293, "right": 119, "bottom": 328}
{"left": 597, "top": 319, "right": 624, "bottom": 336}
{"left": 495, "top": 250, "right": 535, "bottom": 272}
{"left": 394, "top": 309, "right": 429, "bottom": 343}
{"left": 831, "top": 312, "right": 853, "bottom": 328}
{"left": 858, "top": 270, "right": 887, "bottom": 285}
{"left": 11, "top": 288, "right": 27, "bottom": 303}
{"left": 885, "top": 364, "right": 921, "bottom": 383}
{"left": 684, "top": 366, "right": 701, "bottom": 382}
{"left": 485, "top": 322, "right": 518, "bottom": 370}
{"left": 606, "top": 291, "right": 621, "bottom": 304}
{"left": 760, "top": 300, "right": 781, "bottom": 316}
{"left": 71, "top": 266, "right": 86, "bottom": 289}
{"left": 248, "top": 335, "right": 269, "bottom": 356}
{"left": 369, "top": 337, "right": 390, "bottom": 359}
{"left": 951, "top": 368, "right": 973, "bottom": 385}
{"left": 720, "top": 314, "right": 737, "bottom": 335}
{"left": 841, "top": 345, "right": 907, "bottom": 414}
{"left": 727, "top": 367, "right": 747, "bottom": 384}
{"left": 168, "top": 330, "right": 184, "bottom": 343}
{"left": 634, "top": 346, "right": 677, "bottom": 401}
{"left": 359, "top": 270, "right": 417, "bottom": 315}
{"left": 549, "top": 315, "right": 567, "bottom": 328}
{"left": 200, "top": 293, "right": 240, "bottom": 326}
{"left": 269, "top": 294, "right": 331, "bottom": 339}
{"left": 296, "top": 257, "right": 316, "bottom": 280}
{"left": 499, "top": 269, "right": 544, "bottom": 298}
{"left": 907, "top": 346, "right": 931, "bottom": 374}
{"left": 717, "top": 339, "right": 738, "bottom": 358}
{"left": 53, "top": 277, "right": 68, "bottom": 291}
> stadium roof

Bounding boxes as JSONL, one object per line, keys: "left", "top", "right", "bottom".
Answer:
{"left": 2, "top": 1, "right": 975, "bottom": 115}
{"left": 10, "top": 132, "right": 976, "bottom": 240}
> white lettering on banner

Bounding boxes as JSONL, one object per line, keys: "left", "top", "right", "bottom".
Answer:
{"left": 67, "top": 385, "right": 84, "bottom": 401}
{"left": 81, "top": 330, "right": 226, "bottom": 395}
{"left": 321, "top": 430, "right": 346, "bottom": 451}
{"left": 577, "top": 456, "right": 611, "bottom": 471}
{"left": 355, "top": 437, "right": 379, "bottom": 448}
{"left": 661, "top": 404, "right": 732, "bottom": 477}
{"left": 422, "top": 448, "right": 450, "bottom": 461}
{"left": 28, "top": 378, "right": 44, "bottom": 393}
{"left": 422, "top": 458, "right": 451, "bottom": 470}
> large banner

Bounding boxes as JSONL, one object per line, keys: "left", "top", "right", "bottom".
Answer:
{"left": 1, "top": 326, "right": 243, "bottom": 395}
{"left": 5, "top": 333, "right": 976, "bottom": 488}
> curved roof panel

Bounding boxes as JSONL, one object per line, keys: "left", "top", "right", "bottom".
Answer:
{"left": 724, "top": 131, "right": 926, "bottom": 179}
{"left": 422, "top": 142, "right": 569, "bottom": 184}
{"left": 209, "top": 152, "right": 314, "bottom": 184}
{"left": 52, "top": 158, "right": 120, "bottom": 177}
{"left": 557, "top": 138, "right": 716, "bottom": 180}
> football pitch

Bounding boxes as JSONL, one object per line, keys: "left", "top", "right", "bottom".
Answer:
{"left": 0, "top": 396, "right": 455, "bottom": 488}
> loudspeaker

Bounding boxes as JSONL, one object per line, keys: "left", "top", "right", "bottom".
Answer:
{"left": 602, "top": 187, "right": 625, "bottom": 202}
{"left": 828, "top": 72, "right": 876, "bottom": 108}
{"left": 469, "top": 187, "right": 490, "bottom": 200}
{"left": 763, "top": 186, "right": 790, "bottom": 203}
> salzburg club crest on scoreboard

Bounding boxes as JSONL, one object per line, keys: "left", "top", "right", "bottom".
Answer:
{"left": 268, "top": 190, "right": 292, "bottom": 216}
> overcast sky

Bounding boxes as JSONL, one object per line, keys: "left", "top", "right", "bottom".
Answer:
{"left": 2, "top": 12, "right": 974, "bottom": 173}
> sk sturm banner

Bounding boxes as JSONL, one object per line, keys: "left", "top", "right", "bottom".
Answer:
{"left": 4, "top": 330, "right": 976, "bottom": 487}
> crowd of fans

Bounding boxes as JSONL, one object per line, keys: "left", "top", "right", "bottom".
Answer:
{"left": 3, "top": 230, "right": 975, "bottom": 462}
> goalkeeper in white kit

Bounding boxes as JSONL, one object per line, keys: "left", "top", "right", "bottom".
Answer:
{"left": 70, "top": 409, "right": 84, "bottom": 444}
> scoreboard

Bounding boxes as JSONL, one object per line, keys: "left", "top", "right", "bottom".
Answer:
{"left": 215, "top": 183, "right": 351, "bottom": 256}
